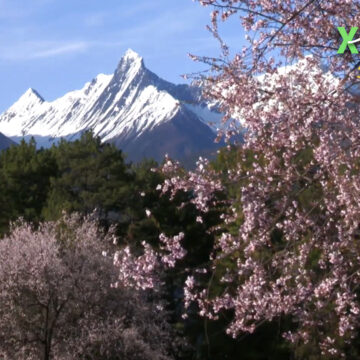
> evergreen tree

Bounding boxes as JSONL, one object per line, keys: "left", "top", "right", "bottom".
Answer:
{"left": 43, "top": 132, "right": 133, "bottom": 224}
{"left": 0, "top": 138, "right": 57, "bottom": 234}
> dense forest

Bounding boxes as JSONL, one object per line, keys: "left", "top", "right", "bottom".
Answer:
{"left": 0, "top": 132, "right": 293, "bottom": 359}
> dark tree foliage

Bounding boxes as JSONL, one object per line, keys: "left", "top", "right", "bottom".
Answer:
{"left": 43, "top": 132, "right": 133, "bottom": 223}
{"left": 0, "top": 138, "right": 57, "bottom": 234}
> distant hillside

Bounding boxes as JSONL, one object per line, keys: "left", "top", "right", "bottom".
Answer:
{"left": 0, "top": 133, "right": 16, "bottom": 150}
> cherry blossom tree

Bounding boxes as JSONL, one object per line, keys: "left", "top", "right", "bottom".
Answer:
{"left": 0, "top": 214, "right": 175, "bottom": 360}
{"left": 114, "top": 1, "right": 360, "bottom": 358}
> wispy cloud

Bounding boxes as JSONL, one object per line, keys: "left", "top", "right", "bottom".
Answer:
{"left": 0, "top": 40, "right": 125, "bottom": 61}
{"left": 0, "top": 1, "right": 213, "bottom": 62}
{"left": 0, "top": 41, "right": 87, "bottom": 60}
{"left": 31, "top": 42, "right": 89, "bottom": 58}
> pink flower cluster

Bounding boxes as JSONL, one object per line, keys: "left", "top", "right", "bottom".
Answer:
{"left": 116, "top": 0, "right": 360, "bottom": 356}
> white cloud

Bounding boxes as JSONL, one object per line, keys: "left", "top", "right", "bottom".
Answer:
{"left": 0, "top": 40, "right": 125, "bottom": 61}
{"left": 0, "top": 41, "right": 88, "bottom": 60}
{"left": 31, "top": 42, "right": 89, "bottom": 58}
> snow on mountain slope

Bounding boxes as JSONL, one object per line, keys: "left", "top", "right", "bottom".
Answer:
{"left": 184, "top": 103, "right": 224, "bottom": 132}
{"left": 0, "top": 73, "right": 113, "bottom": 143}
{"left": 0, "top": 49, "right": 222, "bottom": 161}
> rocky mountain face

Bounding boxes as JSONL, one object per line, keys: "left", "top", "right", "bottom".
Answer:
{"left": 0, "top": 49, "right": 223, "bottom": 163}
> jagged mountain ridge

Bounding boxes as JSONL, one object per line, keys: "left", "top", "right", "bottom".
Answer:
{"left": 0, "top": 49, "right": 223, "bottom": 162}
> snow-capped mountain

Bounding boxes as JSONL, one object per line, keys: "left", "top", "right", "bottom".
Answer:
{"left": 0, "top": 49, "right": 223, "bottom": 162}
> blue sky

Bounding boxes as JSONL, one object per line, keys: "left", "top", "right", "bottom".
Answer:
{"left": 0, "top": 0, "right": 245, "bottom": 112}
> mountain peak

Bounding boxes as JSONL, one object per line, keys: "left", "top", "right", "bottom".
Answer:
{"left": 123, "top": 49, "right": 142, "bottom": 61}
{"left": 117, "top": 49, "right": 144, "bottom": 70}
{"left": 10, "top": 88, "right": 44, "bottom": 112}
{"left": 0, "top": 52, "right": 222, "bottom": 163}
{"left": 114, "top": 49, "right": 145, "bottom": 78}
{"left": 23, "top": 88, "right": 44, "bottom": 102}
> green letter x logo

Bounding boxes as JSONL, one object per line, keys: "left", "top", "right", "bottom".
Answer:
{"left": 338, "top": 27, "right": 359, "bottom": 54}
